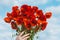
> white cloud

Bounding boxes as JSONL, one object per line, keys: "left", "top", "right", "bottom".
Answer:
{"left": 0, "top": 16, "right": 9, "bottom": 30}
{"left": 44, "top": 6, "right": 60, "bottom": 40}
{"left": 0, "top": 0, "right": 48, "bottom": 6}
{"left": 0, "top": 16, "right": 15, "bottom": 40}
{"left": 18, "top": 0, "right": 48, "bottom": 5}
{"left": 0, "top": 32, "right": 12, "bottom": 37}
{"left": 0, "top": 32, "right": 13, "bottom": 40}
{"left": 0, "top": 0, "right": 11, "bottom": 5}
{"left": 44, "top": 6, "right": 60, "bottom": 14}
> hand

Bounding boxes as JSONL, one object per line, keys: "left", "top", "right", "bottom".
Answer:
{"left": 16, "top": 31, "right": 30, "bottom": 40}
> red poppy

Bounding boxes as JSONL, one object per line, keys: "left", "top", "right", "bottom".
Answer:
{"left": 38, "top": 15, "right": 46, "bottom": 21}
{"left": 25, "top": 22, "right": 31, "bottom": 30}
{"left": 27, "top": 6, "right": 31, "bottom": 11}
{"left": 12, "top": 6, "right": 18, "bottom": 11}
{"left": 21, "top": 5, "right": 32, "bottom": 18}
{"left": 31, "top": 15, "right": 36, "bottom": 19}
{"left": 41, "top": 21, "right": 47, "bottom": 31}
{"left": 21, "top": 11, "right": 30, "bottom": 18}
{"left": 21, "top": 4, "right": 28, "bottom": 9}
{"left": 21, "top": 5, "right": 31, "bottom": 12}
{"left": 45, "top": 12, "right": 52, "bottom": 19}
{"left": 11, "top": 11, "right": 18, "bottom": 18}
{"left": 4, "top": 17, "right": 11, "bottom": 23}
{"left": 35, "top": 25, "right": 41, "bottom": 32}
{"left": 36, "top": 10, "right": 43, "bottom": 17}
{"left": 21, "top": 13, "right": 27, "bottom": 18}
{"left": 26, "top": 15, "right": 35, "bottom": 20}
{"left": 7, "top": 12, "right": 12, "bottom": 19}
{"left": 32, "top": 6, "right": 38, "bottom": 12}
{"left": 13, "top": 18, "right": 17, "bottom": 21}
{"left": 35, "top": 21, "right": 42, "bottom": 32}
{"left": 20, "top": 8, "right": 25, "bottom": 14}
{"left": 30, "top": 19, "right": 37, "bottom": 26}
{"left": 15, "top": 9, "right": 20, "bottom": 15}
{"left": 37, "top": 19, "right": 42, "bottom": 25}
{"left": 21, "top": 4, "right": 28, "bottom": 13}
{"left": 15, "top": 17, "right": 23, "bottom": 25}
{"left": 24, "top": 19, "right": 31, "bottom": 30}
{"left": 11, "top": 21, "right": 18, "bottom": 30}
{"left": 25, "top": 11, "right": 30, "bottom": 16}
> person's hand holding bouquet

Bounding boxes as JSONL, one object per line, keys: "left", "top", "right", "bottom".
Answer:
{"left": 16, "top": 31, "right": 30, "bottom": 40}
{"left": 4, "top": 4, "right": 52, "bottom": 40}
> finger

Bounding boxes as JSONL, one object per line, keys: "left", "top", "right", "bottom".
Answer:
{"left": 19, "top": 31, "right": 25, "bottom": 37}
{"left": 23, "top": 38, "right": 27, "bottom": 40}
{"left": 23, "top": 36, "right": 30, "bottom": 40}
{"left": 22, "top": 33, "right": 30, "bottom": 38}
{"left": 16, "top": 36, "right": 19, "bottom": 40}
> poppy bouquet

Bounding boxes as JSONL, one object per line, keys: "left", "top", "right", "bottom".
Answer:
{"left": 4, "top": 4, "right": 52, "bottom": 40}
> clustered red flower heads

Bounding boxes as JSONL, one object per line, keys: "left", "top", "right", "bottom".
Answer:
{"left": 4, "top": 4, "right": 52, "bottom": 31}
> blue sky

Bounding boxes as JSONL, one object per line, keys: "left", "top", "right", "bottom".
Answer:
{"left": 0, "top": 0, "right": 60, "bottom": 40}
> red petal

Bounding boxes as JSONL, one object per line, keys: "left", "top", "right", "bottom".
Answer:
{"left": 41, "top": 21, "right": 47, "bottom": 31}
{"left": 32, "top": 6, "right": 38, "bottom": 12}
{"left": 24, "top": 20, "right": 31, "bottom": 30}
{"left": 30, "top": 19, "right": 37, "bottom": 26}
{"left": 38, "top": 15, "right": 46, "bottom": 21}
{"left": 15, "top": 17, "right": 23, "bottom": 25}
{"left": 11, "top": 11, "right": 18, "bottom": 17}
{"left": 12, "top": 6, "right": 18, "bottom": 11}
{"left": 27, "top": 6, "right": 31, "bottom": 11}
{"left": 37, "top": 19, "right": 42, "bottom": 24}
{"left": 4, "top": 17, "right": 11, "bottom": 23}
{"left": 7, "top": 12, "right": 12, "bottom": 19}
{"left": 45, "top": 12, "right": 52, "bottom": 19}
{"left": 36, "top": 10, "right": 43, "bottom": 17}
{"left": 21, "top": 4, "right": 28, "bottom": 13}
{"left": 11, "top": 21, "right": 18, "bottom": 30}
{"left": 15, "top": 9, "right": 20, "bottom": 15}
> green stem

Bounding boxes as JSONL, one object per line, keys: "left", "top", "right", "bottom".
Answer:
{"left": 28, "top": 30, "right": 35, "bottom": 40}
